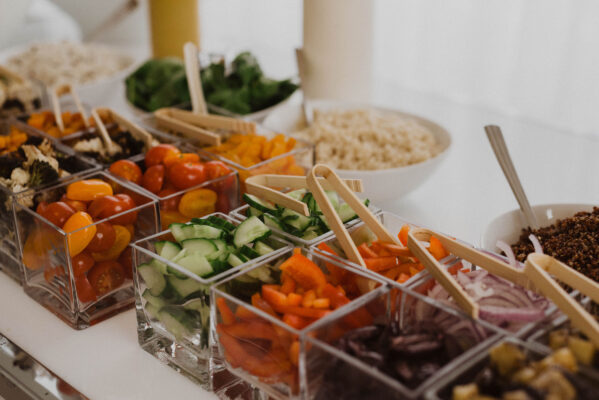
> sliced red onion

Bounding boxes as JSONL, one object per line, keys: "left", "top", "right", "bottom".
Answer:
{"left": 528, "top": 234, "right": 544, "bottom": 254}
{"left": 496, "top": 240, "right": 518, "bottom": 268}
{"left": 479, "top": 305, "right": 545, "bottom": 322}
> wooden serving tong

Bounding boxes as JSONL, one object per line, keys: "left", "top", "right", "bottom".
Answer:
{"left": 245, "top": 173, "right": 363, "bottom": 217}
{"left": 51, "top": 84, "right": 90, "bottom": 134}
{"left": 306, "top": 164, "right": 397, "bottom": 268}
{"left": 92, "top": 107, "right": 154, "bottom": 155}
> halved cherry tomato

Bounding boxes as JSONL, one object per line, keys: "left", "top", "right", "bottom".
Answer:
{"left": 60, "top": 194, "right": 87, "bottom": 212}
{"left": 142, "top": 165, "right": 165, "bottom": 193}
{"left": 88, "top": 261, "right": 125, "bottom": 295}
{"left": 75, "top": 274, "right": 97, "bottom": 303}
{"left": 145, "top": 144, "right": 181, "bottom": 167}
{"left": 63, "top": 212, "right": 96, "bottom": 256}
{"left": 66, "top": 179, "right": 113, "bottom": 201}
{"left": 109, "top": 160, "right": 143, "bottom": 185}
{"left": 163, "top": 152, "right": 200, "bottom": 169}
{"left": 178, "top": 188, "right": 217, "bottom": 218}
{"left": 38, "top": 201, "right": 75, "bottom": 228}
{"left": 71, "top": 252, "right": 95, "bottom": 275}
{"left": 169, "top": 162, "right": 206, "bottom": 190}
{"left": 91, "top": 225, "right": 131, "bottom": 262}
{"left": 85, "top": 222, "right": 116, "bottom": 252}
{"left": 158, "top": 188, "right": 182, "bottom": 211}
{"left": 160, "top": 210, "right": 188, "bottom": 230}
{"left": 118, "top": 247, "right": 133, "bottom": 279}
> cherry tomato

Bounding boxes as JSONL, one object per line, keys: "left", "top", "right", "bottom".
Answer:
{"left": 215, "top": 193, "right": 231, "bottom": 213}
{"left": 159, "top": 210, "right": 188, "bottom": 230}
{"left": 88, "top": 261, "right": 125, "bottom": 296}
{"left": 158, "top": 188, "right": 182, "bottom": 211}
{"left": 205, "top": 160, "right": 236, "bottom": 192}
{"left": 169, "top": 162, "right": 206, "bottom": 190}
{"left": 121, "top": 188, "right": 148, "bottom": 207}
{"left": 38, "top": 201, "right": 75, "bottom": 228}
{"left": 112, "top": 194, "right": 138, "bottom": 225}
{"left": 163, "top": 152, "right": 200, "bottom": 169}
{"left": 63, "top": 212, "right": 96, "bottom": 256}
{"left": 85, "top": 222, "right": 116, "bottom": 252}
{"left": 109, "top": 160, "right": 143, "bottom": 185}
{"left": 118, "top": 247, "right": 133, "bottom": 279}
{"left": 145, "top": 144, "right": 181, "bottom": 167}
{"left": 36, "top": 201, "right": 49, "bottom": 215}
{"left": 60, "top": 194, "right": 87, "bottom": 212}
{"left": 71, "top": 252, "right": 95, "bottom": 275}
{"left": 142, "top": 165, "right": 165, "bottom": 194}
{"left": 75, "top": 274, "right": 97, "bottom": 303}
{"left": 88, "top": 194, "right": 136, "bottom": 224}
{"left": 66, "top": 179, "right": 113, "bottom": 201}
{"left": 178, "top": 188, "right": 217, "bottom": 218}
{"left": 91, "top": 225, "right": 131, "bottom": 262}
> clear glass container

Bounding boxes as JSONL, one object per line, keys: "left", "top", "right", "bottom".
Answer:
{"left": 424, "top": 336, "right": 599, "bottom": 400}
{"left": 0, "top": 120, "right": 98, "bottom": 283}
{"left": 131, "top": 212, "right": 292, "bottom": 389}
{"left": 304, "top": 284, "right": 500, "bottom": 399}
{"left": 15, "top": 171, "right": 158, "bottom": 329}
{"left": 16, "top": 99, "right": 93, "bottom": 141}
{"left": 230, "top": 199, "right": 380, "bottom": 248}
{"left": 211, "top": 248, "right": 385, "bottom": 399}
{"left": 107, "top": 144, "right": 240, "bottom": 231}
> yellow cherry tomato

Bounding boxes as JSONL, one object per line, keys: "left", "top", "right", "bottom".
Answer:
{"left": 63, "top": 212, "right": 96, "bottom": 257}
{"left": 91, "top": 225, "right": 131, "bottom": 262}
{"left": 178, "top": 188, "right": 217, "bottom": 218}
{"left": 66, "top": 179, "right": 113, "bottom": 201}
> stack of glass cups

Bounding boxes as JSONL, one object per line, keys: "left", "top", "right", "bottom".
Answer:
{"left": 15, "top": 171, "right": 158, "bottom": 329}
{"left": 131, "top": 212, "right": 291, "bottom": 390}
{"left": 0, "top": 120, "right": 98, "bottom": 282}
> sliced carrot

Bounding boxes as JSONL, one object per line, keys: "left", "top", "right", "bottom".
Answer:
{"left": 235, "top": 305, "right": 258, "bottom": 320}
{"left": 282, "top": 314, "right": 312, "bottom": 330}
{"left": 397, "top": 273, "right": 411, "bottom": 284}
{"left": 302, "top": 289, "right": 316, "bottom": 308}
{"left": 216, "top": 297, "right": 235, "bottom": 325}
{"left": 429, "top": 236, "right": 449, "bottom": 260}
{"left": 273, "top": 305, "right": 331, "bottom": 319}
{"left": 398, "top": 225, "right": 410, "bottom": 246}
{"left": 262, "top": 285, "right": 288, "bottom": 308}
{"left": 382, "top": 243, "right": 413, "bottom": 257}
{"left": 364, "top": 256, "right": 398, "bottom": 272}
{"left": 280, "top": 273, "right": 296, "bottom": 294}
{"left": 289, "top": 340, "right": 300, "bottom": 366}
{"left": 312, "top": 298, "right": 330, "bottom": 309}
{"left": 357, "top": 243, "right": 377, "bottom": 258}
{"left": 251, "top": 293, "right": 277, "bottom": 317}
{"left": 221, "top": 320, "right": 277, "bottom": 340}
{"left": 287, "top": 292, "right": 303, "bottom": 307}
{"left": 279, "top": 253, "right": 326, "bottom": 290}
{"left": 321, "top": 283, "right": 350, "bottom": 309}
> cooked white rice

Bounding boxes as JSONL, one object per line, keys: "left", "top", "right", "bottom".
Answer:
{"left": 295, "top": 108, "right": 440, "bottom": 170}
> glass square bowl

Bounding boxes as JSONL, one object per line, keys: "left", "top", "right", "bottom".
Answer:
{"left": 14, "top": 171, "right": 158, "bottom": 329}
{"left": 131, "top": 212, "right": 291, "bottom": 389}
{"left": 424, "top": 336, "right": 599, "bottom": 400}
{"left": 107, "top": 144, "right": 240, "bottom": 231}
{"left": 16, "top": 100, "right": 93, "bottom": 141}
{"left": 211, "top": 247, "right": 386, "bottom": 399}
{"left": 230, "top": 195, "right": 380, "bottom": 248}
{"left": 303, "top": 284, "right": 500, "bottom": 400}
{"left": 0, "top": 120, "right": 99, "bottom": 283}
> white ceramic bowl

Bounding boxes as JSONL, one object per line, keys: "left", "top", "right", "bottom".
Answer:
{"left": 262, "top": 100, "right": 452, "bottom": 203}
{"left": 481, "top": 203, "right": 597, "bottom": 253}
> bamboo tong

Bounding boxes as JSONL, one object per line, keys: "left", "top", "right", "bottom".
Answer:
{"left": 154, "top": 42, "right": 255, "bottom": 146}
{"left": 407, "top": 228, "right": 599, "bottom": 346}
{"left": 91, "top": 107, "right": 154, "bottom": 155}
{"left": 245, "top": 173, "right": 363, "bottom": 217}
{"left": 50, "top": 84, "right": 90, "bottom": 134}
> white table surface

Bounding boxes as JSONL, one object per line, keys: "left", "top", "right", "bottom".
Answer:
{"left": 1, "top": 82, "right": 598, "bottom": 400}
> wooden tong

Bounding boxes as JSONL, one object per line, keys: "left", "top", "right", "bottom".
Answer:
{"left": 51, "top": 84, "right": 90, "bottom": 134}
{"left": 306, "top": 164, "right": 397, "bottom": 268}
{"left": 92, "top": 107, "right": 155, "bottom": 155}
{"left": 245, "top": 173, "right": 363, "bottom": 217}
{"left": 153, "top": 107, "right": 255, "bottom": 146}
{"left": 183, "top": 41, "right": 207, "bottom": 115}
{"left": 525, "top": 253, "right": 599, "bottom": 347}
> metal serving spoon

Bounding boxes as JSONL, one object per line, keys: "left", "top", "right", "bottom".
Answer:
{"left": 485, "top": 125, "right": 539, "bottom": 230}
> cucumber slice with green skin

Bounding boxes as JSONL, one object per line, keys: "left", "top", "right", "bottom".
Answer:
{"left": 254, "top": 241, "right": 275, "bottom": 256}
{"left": 337, "top": 203, "right": 358, "bottom": 223}
{"left": 181, "top": 224, "right": 224, "bottom": 241}
{"left": 246, "top": 265, "right": 274, "bottom": 283}
{"left": 233, "top": 216, "right": 271, "bottom": 248}
{"left": 239, "top": 245, "right": 260, "bottom": 260}
{"left": 183, "top": 298, "right": 207, "bottom": 312}
{"left": 175, "top": 253, "right": 214, "bottom": 277}
{"left": 208, "top": 240, "right": 227, "bottom": 261}
{"left": 142, "top": 289, "right": 167, "bottom": 308}
{"left": 144, "top": 303, "right": 160, "bottom": 320}
{"left": 181, "top": 238, "right": 217, "bottom": 256}
{"left": 139, "top": 263, "right": 167, "bottom": 296}
{"left": 227, "top": 253, "right": 246, "bottom": 267}
{"left": 243, "top": 194, "right": 278, "bottom": 214}
{"left": 157, "top": 307, "right": 192, "bottom": 339}
{"left": 263, "top": 213, "right": 283, "bottom": 231}
{"left": 191, "top": 216, "right": 236, "bottom": 233}
{"left": 247, "top": 207, "right": 263, "bottom": 217}
{"left": 301, "top": 230, "right": 320, "bottom": 241}
{"left": 281, "top": 209, "right": 311, "bottom": 231}
{"left": 286, "top": 189, "right": 306, "bottom": 200}
{"left": 168, "top": 276, "right": 207, "bottom": 298}
{"left": 169, "top": 223, "right": 187, "bottom": 243}
{"left": 166, "top": 249, "right": 189, "bottom": 278}
{"left": 156, "top": 241, "right": 181, "bottom": 260}
{"left": 149, "top": 258, "right": 168, "bottom": 275}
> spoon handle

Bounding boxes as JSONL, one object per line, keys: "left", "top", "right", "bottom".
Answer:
{"left": 485, "top": 125, "right": 539, "bottom": 230}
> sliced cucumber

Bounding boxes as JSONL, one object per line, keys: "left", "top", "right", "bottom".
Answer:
{"left": 142, "top": 289, "right": 166, "bottom": 308}
{"left": 337, "top": 203, "right": 357, "bottom": 223}
{"left": 149, "top": 258, "right": 168, "bottom": 275}
{"left": 254, "top": 241, "right": 275, "bottom": 256}
{"left": 176, "top": 253, "right": 214, "bottom": 277}
{"left": 286, "top": 189, "right": 306, "bottom": 200}
{"left": 233, "top": 216, "right": 271, "bottom": 248}
{"left": 139, "top": 263, "right": 167, "bottom": 296}
{"left": 239, "top": 245, "right": 260, "bottom": 260}
{"left": 181, "top": 224, "right": 224, "bottom": 241}
{"left": 325, "top": 191, "right": 340, "bottom": 211}
{"left": 156, "top": 241, "right": 181, "bottom": 260}
{"left": 243, "top": 194, "right": 278, "bottom": 214}
{"left": 181, "top": 238, "right": 216, "bottom": 256}
{"left": 169, "top": 223, "right": 187, "bottom": 243}
{"left": 144, "top": 303, "right": 160, "bottom": 320}
{"left": 168, "top": 276, "right": 207, "bottom": 298}
{"left": 282, "top": 208, "right": 311, "bottom": 231}
{"left": 246, "top": 265, "right": 274, "bottom": 283}
{"left": 227, "top": 253, "right": 246, "bottom": 267}
{"left": 302, "top": 230, "right": 320, "bottom": 241}
{"left": 247, "top": 207, "right": 263, "bottom": 217}
{"left": 209, "top": 240, "right": 228, "bottom": 261}
{"left": 167, "top": 249, "right": 190, "bottom": 278}
{"left": 191, "top": 216, "right": 236, "bottom": 233}
{"left": 183, "top": 298, "right": 207, "bottom": 312}
{"left": 157, "top": 307, "right": 192, "bottom": 339}
{"left": 263, "top": 213, "right": 283, "bottom": 231}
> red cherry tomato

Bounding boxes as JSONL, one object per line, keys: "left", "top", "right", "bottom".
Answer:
{"left": 163, "top": 152, "right": 200, "bottom": 170}
{"left": 112, "top": 194, "right": 138, "bottom": 225}
{"left": 215, "top": 193, "right": 231, "bottom": 214}
{"left": 109, "top": 160, "right": 143, "bottom": 185}
{"left": 86, "top": 222, "right": 116, "bottom": 252}
{"left": 75, "top": 274, "right": 97, "bottom": 303}
{"left": 88, "top": 261, "right": 125, "bottom": 296}
{"left": 60, "top": 194, "right": 87, "bottom": 212}
{"left": 38, "top": 201, "right": 75, "bottom": 228}
{"left": 158, "top": 187, "right": 182, "bottom": 211}
{"left": 88, "top": 195, "right": 137, "bottom": 224}
{"left": 142, "top": 165, "right": 165, "bottom": 194}
{"left": 118, "top": 247, "right": 133, "bottom": 279}
{"left": 71, "top": 252, "right": 95, "bottom": 276}
{"left": 88, "top": 195, "right": 120, "bottom": 219}
{"left": 168, "top": 162, "right": 206, "bottom": 190}
{"left": 205, "top": 160, "right": 235, "bottom": 192}
{"left": 145, "top": 144, "right": 181, "bottom": 167}
{"left": 36, "top": 201, "right": 49, "bottom": 215}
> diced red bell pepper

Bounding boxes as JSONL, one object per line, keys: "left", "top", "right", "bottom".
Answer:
{"left": 321, "top": 283, "right": 350, "bottom": 309}
{"left": 364, "top": 256, "right": 398, "bottom": 272}
{"left": 282, "top": 313, "right": 312, "bottom": 330}
{"left": 279, "top": 253, "right": 326, "bottom": 291}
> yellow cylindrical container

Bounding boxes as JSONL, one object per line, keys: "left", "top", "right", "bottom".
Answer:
{"left": 148, "top": 0, "right": 199, "bottom": 58}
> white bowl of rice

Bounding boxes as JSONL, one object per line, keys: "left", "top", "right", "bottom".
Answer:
{"left": 263, "top": 99, "right": 451, "bottom": 203}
